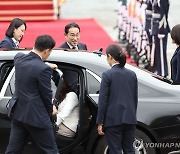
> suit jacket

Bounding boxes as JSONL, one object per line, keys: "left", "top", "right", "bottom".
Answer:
{"left": 171, "top": 46, "right": 180, "bottom": 84}
{"left": 96, "top": 64, "right": 138, "bottom": 127}
{"left": 12, "top": 51, "right": 53, "bottom": 129}
{"left": 0, "top": 36, "right": 17, "bottom": 48}
{"left": 59, "top": 42, "right": 87, "bottom": 50}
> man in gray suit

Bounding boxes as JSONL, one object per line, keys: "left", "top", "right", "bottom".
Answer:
{"left": 97, "top": 44, "right": 138, "bottom": 154}
{"left": 6, "top": 35, "right": 59, "bottom": 154}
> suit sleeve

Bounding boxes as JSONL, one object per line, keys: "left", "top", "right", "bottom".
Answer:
{"left": 14, "top": 53, "right": 25, "bottom": 65}
{"left": 38, "top": 67, "right": 53, "bottom": 116}
{"left": 175, "top": 52, "right": 180, "bottom": 84}
{"left": 96, "top": 72, "right": 110, "bottom": 124}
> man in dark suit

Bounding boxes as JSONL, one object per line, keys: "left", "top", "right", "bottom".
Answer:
{"left": 59, "top": 22, "right": 87, "bottom": 50}
{"left": 59, "top": 22, "right": 87, "bottom": 93}
{"left": 5, "top": 35, "right": 59, "bottom": 154}
{"left": 97, "top": 44, "right": 138, "bottom": 154}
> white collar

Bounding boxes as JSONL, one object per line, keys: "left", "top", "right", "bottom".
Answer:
{"left": 12, "top": 38, "right": 19, "bottom": 47}
{"left": 67, "top": 42, "right": 78, "bottom": 49}
{"left": 32, "top": 49, "right": 42, "bottom": 59}
{"left": 112, "top": 63, "right": 119, "bottom": 67}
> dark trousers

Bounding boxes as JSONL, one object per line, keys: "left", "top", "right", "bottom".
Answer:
{"left": 6, "top": 119, "right": 58, "bottom": 154}
{"left": 105, "top": 124, "right": 136, "bottom": 154}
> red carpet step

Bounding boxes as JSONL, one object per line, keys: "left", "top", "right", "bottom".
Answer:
{"left": 0, "top": 0, "right": 55, "bottom": 21}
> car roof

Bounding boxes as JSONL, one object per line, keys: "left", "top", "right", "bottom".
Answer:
{"left": 0, "top": 49, "right": 110, "bottom": 75}
{"left": 0, "top": 49, "right": 180, "bottom": 92}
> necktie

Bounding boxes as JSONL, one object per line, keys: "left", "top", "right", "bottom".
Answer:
{"left": 72, "top": 46, "right": 76, "bottom": 49}
{"left": 16, "top": 41, "right": 19, "bottom": 48}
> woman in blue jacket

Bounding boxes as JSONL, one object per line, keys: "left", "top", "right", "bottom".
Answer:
{"left": 170, "top": 24, "right": 180, "bottom": 84}
{"left": 0, "top": 18, "right": 26, "bottom": 48}
{"left": 96, "top": 44, "right": 138, "bottom": 154}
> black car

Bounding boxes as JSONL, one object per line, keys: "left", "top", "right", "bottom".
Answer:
{"left": 0, "top": 49, "right": 180, "bottom": 154}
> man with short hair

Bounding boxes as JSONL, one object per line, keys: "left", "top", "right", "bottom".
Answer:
{"left": 59, "top": 23, "right": 87, "bottom": 94}
{"left": 6, "top": 34, "right": 59, "bottom": 154}
{"left": 59, "top": 22, "right": 87, "bottom": 50}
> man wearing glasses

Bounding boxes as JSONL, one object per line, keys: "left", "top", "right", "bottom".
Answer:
{"left": 59, "top": 22, "right": 87, "bottom": 50}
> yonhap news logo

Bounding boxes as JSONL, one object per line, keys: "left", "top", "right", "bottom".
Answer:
{"left": 133, "top": 139, "right": 180, "bottom": 149}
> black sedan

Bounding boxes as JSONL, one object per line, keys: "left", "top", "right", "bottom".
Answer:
{"left": 0, "top": 49, "right": 180, "bottom": 154}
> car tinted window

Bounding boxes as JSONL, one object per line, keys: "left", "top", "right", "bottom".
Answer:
{"left": 86, "top": 71, "right": 100, "bottom": 94}
{"left": 4, "top": 72, "right": 57, "bottom": 97}
{"left": 0, "top": 62, "right": 14, "bottom": 91}
{"left": 4, "top": 72, "right": 15, "bottom": 96}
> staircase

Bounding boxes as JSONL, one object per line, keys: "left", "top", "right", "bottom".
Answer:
{"left": 0, "top": 0, "right": 57, "bottom": 21}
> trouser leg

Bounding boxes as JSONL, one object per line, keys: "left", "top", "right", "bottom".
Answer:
{"left": 26, "top": 124, "right": 58, "bottom": 154}
{"left": 5, "top": 120, "right": 29, "bottom": 154}
{"left": 122, "top": 124, "right": 136, "bottom": 154}
{"left": 105, "top": 125, "right": 123, "bottom": 154}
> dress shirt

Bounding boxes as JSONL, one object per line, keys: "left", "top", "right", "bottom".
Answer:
{"left": 67, "top": 42, "right": 78, "bottom": 49}
{"left": 12, "top": 38, "right": 19, "bottom": 48}
{"left": 112, "top": 63, "right": 120, "bottom": 67}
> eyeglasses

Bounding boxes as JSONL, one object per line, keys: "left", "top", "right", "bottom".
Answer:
{"left": 69, "top": 34, "right": 80, "bottom": 38}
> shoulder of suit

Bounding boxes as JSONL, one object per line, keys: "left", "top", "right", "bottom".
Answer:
{"left": 176, "top": 47, "right": 180, "bottom": 52}
{"left": 14, "top": 52, "right": 25, "bottom": 59}
{"left": 4, "top": 36, "right": 11, "bottom": 41}
{"left": 106, "top": 67, "right": 136, "bottom": 75}
{"left": 78, "top": 42, "right": 87, "bottom": 47}
{"left": 78, "top": 42, "right": 86, "bottom": 45}
{"left": 59, "top": 42, "right": 69, "bottom": 48}
{"left": 78, "top": 42, "right": 87, "bottom": 49}
{"left": 0, "top": 37, "right": 13, "bottom": 48}
{"left": 124, "top": 68, "right": 137, "bottom": 78}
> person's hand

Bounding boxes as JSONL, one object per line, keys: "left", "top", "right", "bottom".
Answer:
{"left": 45, "top": 62, "right": 58, "bottom": 70}
{"left": 97, "top": 124, "right": 105, "bottom": 135}
{"left": 52, "top": 105, "right": 58, "bottom": 115}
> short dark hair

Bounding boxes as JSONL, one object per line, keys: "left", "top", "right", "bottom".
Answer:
{"left": 34, "top": 35, "right": 56, "bottom": 52}
{"left": 170, "top": 24, "right": 180, "bottom": 45}
{"left": 64, "top": 22, "right": 80, "bottom": 34}
{"left": 106, "top": 44, "right": 126, "bottom": 67}
{"left": 6, "top": 18, "right": 27, "bottom": 38}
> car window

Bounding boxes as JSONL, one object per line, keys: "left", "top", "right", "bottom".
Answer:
{"left": 2, "top": 69, "right": 57, "bottom": 97}
{"left": 4, "top": 72, "right": 15, "bottom": 96}
{"left": 86, "top": 70, "right": 100, "bottom": 95}
{"left": 0, "top": 62, "right": 14, "bottom": 91}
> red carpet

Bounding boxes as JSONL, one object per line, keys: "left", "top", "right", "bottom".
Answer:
{"left": 0, "top": 18, "right": 134, "bottom": 63}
